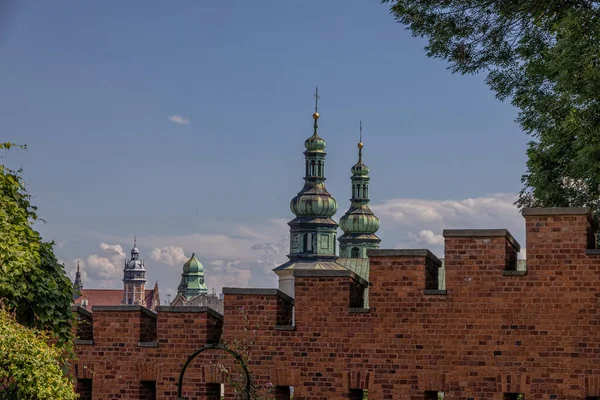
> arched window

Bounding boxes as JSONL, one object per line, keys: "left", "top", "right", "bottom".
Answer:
{"left": 305, "top": 161, "right": 309, "bottom": 177}
{"left": 317, "top": 161, "right": 322, "bottom": 177}
{"left": 310, "top": 160, "right": 316, "bottom": 176}
{"left": 351, "top": 247, "right": 360, "bottom": 258}
{"left": 357, "top": 184, "right": 362, "bottom": 199}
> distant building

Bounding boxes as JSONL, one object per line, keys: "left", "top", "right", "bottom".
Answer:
{"left": 170, "top": 253, "right": 224, "bottom": 314}
{"left": 72, "top": 239, "right": 160, "bottom": 312}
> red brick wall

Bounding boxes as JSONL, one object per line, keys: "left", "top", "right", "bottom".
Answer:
{"left": 72, "top": 208, "right": 600, "bottom": 400}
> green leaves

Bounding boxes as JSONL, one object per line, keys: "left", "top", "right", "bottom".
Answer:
{"left": 384, "top": 1, "right": 600, "bottom": 219}
{"left": 0, "top": 307, "right": 76, "bottom": 399}
{"left": 0, "top": 161, "right": 74, "bottom": 348}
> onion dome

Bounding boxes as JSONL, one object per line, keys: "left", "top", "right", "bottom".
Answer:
{"left": 177, "top": 253, "right": 208, "bottom": 300}
{"left": 340, "top": 207, "right": 380, "bottom": 235}
{"left": 183, "top": 253, "right": 204, "bottom": 274}
{"left": 290, "top": 185, "right": 338, "bottom": 217}
{"left": 304, "top": 112, "right": 327, "bottom": 152}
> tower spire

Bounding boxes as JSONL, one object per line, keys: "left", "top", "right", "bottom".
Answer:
{"left": 312, "top": 87, "right": 320, "bottom": 136}
{"left": 338, "top": 121, "right": 381, "bottom": 259}
{"left": 358, "top": 120, "right": 363, "bottom": 162}
{"left": 73, "top": 260, "right": 83, "bottom": 300}
{"left": 123, "top": 238, "right": 146, "bottom": 306}
{"left": 273, "top": 88, "right": 346, "bottom": 298}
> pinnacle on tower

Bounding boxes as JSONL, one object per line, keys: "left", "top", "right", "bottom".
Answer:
{"left": 274, "top": 88, "right": 347, "bottom": 297}
{"left": 73, "top": 260, "right": 83, "bottom": 300}
{"left": 338, "top": 121, "right": 381, "bottom": 259}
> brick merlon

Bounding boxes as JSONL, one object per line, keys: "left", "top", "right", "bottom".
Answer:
{"left": 71, "top": 305, "right": 93, "bottom": 318}
{"left": 367, "top": 249, "right": 442, "bottom": 266}
{"left": 521, "top": 206, "right": 592, "bottom": 216}
{"left": 442, "top": 229, "right": 521, "bottom": 252}
{"left": 522, "top": 206, "right": 598, "bottom": 228}
{"left": 91, "top": 305, "right": 157, "bottom": 319}
{"left": 222, "top": 288, "right": 294, "bottom": 305}
{"left": 154, "top": 306, "right": 224, "bottom": 320}
{"left": 292, "top": 269, "right": 369, "bottom": 287}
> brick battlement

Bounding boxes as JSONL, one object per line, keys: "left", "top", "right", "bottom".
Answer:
{"left": 72, "top": 207, "right": 600, "bottom": 400}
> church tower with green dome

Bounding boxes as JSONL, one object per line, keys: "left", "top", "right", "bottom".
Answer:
{"left": 176, "top": 253, "right": 208, "bottom": 300}
{"left": 338, "top": 121, "right": 381, "bottom": 259}
{"left": 274, "top": 88, "right": 347, "bottom": 298}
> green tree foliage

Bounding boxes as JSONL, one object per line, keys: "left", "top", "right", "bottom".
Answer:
{"left": 0, "top": 306, "right": 76, "bottom": 400}
{"left": 383, "top": 1, "right": 600, "bottom": 216}
{"left": 0, "top": 144, "right": 74, "bottom": 346}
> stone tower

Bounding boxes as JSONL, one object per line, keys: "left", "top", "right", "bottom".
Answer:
{"left": 122, "top": 237, "right": 146, "bottom": 306}
{"left": 175, "top": 253, "right": 208, "bottom": 300}
{"left": 338, "top": 121, "right": 381, "bottom": 258}
{"left": 273, "top": 88, "right": 347, "bottom": 297}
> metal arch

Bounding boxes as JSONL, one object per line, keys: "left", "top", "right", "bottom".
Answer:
{"left": 177, "top": 342, "right": 251, "bottom": 400}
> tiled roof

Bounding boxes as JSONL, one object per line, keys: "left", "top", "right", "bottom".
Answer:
{"left": 74, "top": 289, "right": 157, "bottom": 310}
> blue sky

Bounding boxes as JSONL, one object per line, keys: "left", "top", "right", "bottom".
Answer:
{"left": 1, "top": 0, "right": 529, "bottom": 300}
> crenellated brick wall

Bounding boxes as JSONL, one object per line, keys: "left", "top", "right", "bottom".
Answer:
{"left": 72, "top": 207, "right": 600, "bottom": 400}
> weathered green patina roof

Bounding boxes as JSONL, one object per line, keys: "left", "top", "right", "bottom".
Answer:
{"left": 176, "top": 253, "right": 208, "bottom": 300}
{"left": 337, "top": 257, "right": 370, "bottom": 282}
{"left": 273, "top": 260, "right": 348, "bottom": 272}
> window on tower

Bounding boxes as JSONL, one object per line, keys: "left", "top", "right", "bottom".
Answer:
{"left": 303, "top": 233, "right": 313, "bottom": 252}
{"left": 351, "top": 247, "right": 360, "bottom": 258}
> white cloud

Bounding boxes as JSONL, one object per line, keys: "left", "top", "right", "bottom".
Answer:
{"left": 149, "top": 246, "right": 188, "bottom": 267}
{"left": 205, "top": 260, "right": 252, "bottom": 292}
{"left": 371, "top": 193, "right": 525, "bottom": 252}
{"left": 64, "top": 243, "right": 126, "bottom": 288}
{"left": 409, "top": 230, "right": 444, "bottom": 245}
{"left": 167, "top": 115, "right": 190, "bottom": 124}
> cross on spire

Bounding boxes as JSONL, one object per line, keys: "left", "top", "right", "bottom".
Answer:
{"left": 360, "top": 120, "right": 363, "bottom": 143}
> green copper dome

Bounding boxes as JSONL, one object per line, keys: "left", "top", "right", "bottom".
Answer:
{"left": 290, "top": 185, "right": 338, "bottom": 217}
{"left": 183, "top": 253, "right": 204, "bottom": 273}
{"left": 304, "top": 134, "right": 326, "bottom": 152}
{"left": 351, "top": 161, "right": 369, "bottom": 176}
{"left": 176, "top": 253, "right": 208, "bottom": 300}
{"left": 340, "top": 206, "right": 380, "bottom": 234}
